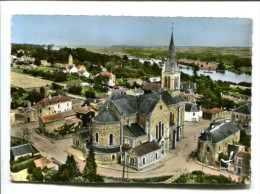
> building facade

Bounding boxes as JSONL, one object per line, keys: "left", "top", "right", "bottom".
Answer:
{"left": 232, "top": 102, "right": 251, "bottom": 126}
{"left": 86, "top": 30, "right": 186, "bottom": 169}
{"left": 184, "top": 102, "right": 202, "bottom": 122}
{"left": 197, "top": 121, "right": 241, "bottom": 167}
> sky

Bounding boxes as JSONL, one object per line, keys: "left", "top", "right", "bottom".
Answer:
{"left": 12, "top": 15, "right": 252, "bottom": 47}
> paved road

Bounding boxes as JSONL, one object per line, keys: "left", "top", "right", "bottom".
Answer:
{"left": 11, "top": 120, "right": 245, "bottom": 182}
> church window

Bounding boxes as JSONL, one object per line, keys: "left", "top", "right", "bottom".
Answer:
{"left": 170, "top": 112, "right": 174, "bottom": 126}
{"left": 156, "top": 125, "right": 159, "bottom": 139}
{"left": 207, "top": 146, "right": 210, "bottom": 152}
{"left": 164, "top": 76, "right": 167, "bottom": 88}
{"left": 109, "top": 134, "right": 114, "bottom": 145}
{"left": 95, "top": 133, "right": 99, "bottom": 143}
{"left": 167, "top": 77, "right": 170, "bottom": 88}
{"left": 160, "top": 105, "right": 162, "bottom": 110}
{"left": 162, "top": 123, "right": 164, "bottom": 137}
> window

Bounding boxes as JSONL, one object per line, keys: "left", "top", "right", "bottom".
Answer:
{"left": 236, "top": 115, "right": 238, "bottom": 119}
{"left": 219, "top": 146, "right": 220, "bottom": 151}
{"left": 48, "top": 107, "right": 51, "bottom": 110}
{"left": 225, "top": 142, "right": 227, "bottom": 147}
{"left": 111, "top": 155, "right": 115, "bottom": 160}
{"left": 109, "top": 134, "right": 113, "bottom": 145}
{"left": 67, "top": 103, "right": 69, "bottom": 107}
{"left": 155, "top": 152, "right": 158, "bottom": 160}
{"left": 207, "top": 146, "right": 210, "bottom": 152}
{"left": 79, "top": 115, "right": 82, "bottom": 119}
{"left": 160, "top": 105, "right": 162, "bottom": 110}
{"left": 156, "top": 121, "right": 164, "bottom": 140}
{"left": 237, "top": 158, "right": 242, "bottom": 165}
{"left": 142, "top": 158, "right": 146, "bottom": 165}
{"left": 95, "top": 133, "right": 99, "bottom": 143}
{"left": 130, "top": 158, "right": 134, "bottom": 165}
{"left": 58, "top": 104, "right": 60, "bottom": 108}
{"left": 193, "top": 113, "right": 195, "bottom": 116}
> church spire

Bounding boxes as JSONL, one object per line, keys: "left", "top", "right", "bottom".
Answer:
{"left": 164, "top": 23, "right": 179, "bottom": 73}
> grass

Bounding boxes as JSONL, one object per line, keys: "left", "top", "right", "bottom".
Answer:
{"left": 35, "top": 66, "right": 60, "bottom": 72}
{"left": 11, "top": 67, "right": 24, "bottom": 74}
{"left": 82, "top": 86, "right": 107, "bottom": 98}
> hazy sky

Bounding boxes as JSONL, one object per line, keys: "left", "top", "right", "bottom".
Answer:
{"left": 12, "top": 15, "right": 252, "bottom": 47}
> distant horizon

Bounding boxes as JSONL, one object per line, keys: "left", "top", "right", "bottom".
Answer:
{"left": 11, "top": 42, "right": 252, "bottom": 49}
{"left": 12, "top": 15, "right": 252, "bottom": 48}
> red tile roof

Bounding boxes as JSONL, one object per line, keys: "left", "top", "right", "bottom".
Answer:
{"left": 66, "top": 117, "right": 82, "bottom": 124}
{"left": 235, "top": 151, "right": 251, "bottom": 159}
{"left": 34, "top": 157, "right": 55, "bottom": 169}
{"left": 73, "top": 107, "right": 90, "bottom": 114}
{"left": 40, "top": 114, "right": 64, "bottom": 123}
{"left": 35, "top": 95, "right": 71, "bottom": 108}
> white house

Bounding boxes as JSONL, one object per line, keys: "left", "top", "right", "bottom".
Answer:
{"left": 82, "top": 71, "right": 90, "bottom": 78}
{"left": 185, "top": 102, "right": 202, "bottom": 122}
{"left": 148, "top": 77, "right": 161, "bottom": 83}
{"left": 70, "top": 66, "right": 78, "bottom": 73}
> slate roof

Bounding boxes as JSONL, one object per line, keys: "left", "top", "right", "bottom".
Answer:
{"left": 109, "top": 91, "right": 185, "bottom": 117}
{"left": 132, "top": 141, "right": 161, "bottom": 156}
{"left": 92, "top": 107, "right": 119, "bottom": 123}
{"left": 199, "top": 121, "right": 241, "bottom": 143}
{"left": 185, "top": 103, "right": 200, "bottom": 112}
{"left": 233, "top": 103, "right": 251, "bottom": 115}
{"left": 124, "top": 123, "right": 146, "bottom": 138}
{"left": 86, "top": 144, "right": 121, "bottom": 153}
{"left": 11, "top": 143, "right": 34, "bottom": 157}
{"left": 78, "top": 130, "right": 89, "bottom": 140}
{"left": 111, "top": 96, "right": 138, "bottom": 115}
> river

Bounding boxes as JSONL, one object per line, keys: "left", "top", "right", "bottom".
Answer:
{"left": 180, "top": 65, "right": 252, "bottom": 83}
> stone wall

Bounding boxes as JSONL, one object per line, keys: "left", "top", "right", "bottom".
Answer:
{"left": 91, "top": 122, "right": 121, "bottom": 148}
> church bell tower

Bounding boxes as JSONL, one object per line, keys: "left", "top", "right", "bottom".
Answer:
{"left": 161, "top": 24, "right": 180, "bottom": 96}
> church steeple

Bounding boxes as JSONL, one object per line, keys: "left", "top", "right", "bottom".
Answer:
{"left": 161, "top": 23, "right": 181, "bottom": 95}
{"left": 164, "top": 23, "right": 179, "bottom": 74}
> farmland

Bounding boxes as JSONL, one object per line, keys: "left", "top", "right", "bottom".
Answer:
{"left": 11, "top": 71, "right": 53, "bottom": 89}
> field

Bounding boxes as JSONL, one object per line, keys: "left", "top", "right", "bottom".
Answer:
{"left": 11, "top": 71, "right": 53, "bottom": 89}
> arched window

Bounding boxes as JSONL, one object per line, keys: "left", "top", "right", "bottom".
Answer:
{"left": 156, "top": 121, "right": 165, "bottom": 140}
{"left": 164, "top": 76, "right": 167, "bottom": 88}
{"left": 170, "top": 112, "right": 174, "bottom": 126}
{"left": 95, "top": 133, "right": 99, "bottom": 143}
{"left": 109, "top": 134, "right": 113, "bottom": 145}
{"left": 156, "top": 125, "right": 159, "bottom": 139}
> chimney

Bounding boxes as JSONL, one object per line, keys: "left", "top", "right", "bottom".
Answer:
{"left": 48, "top": 95, "right": 51, "bottom": 100}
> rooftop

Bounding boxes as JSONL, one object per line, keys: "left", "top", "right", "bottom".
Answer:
{"left": 35, "top": 95, "right": 71, "bottom": 108}
{"left": 11, "top": 143, "right": 34, "bottom": 157}
{"left": 124, "top": 123, "right": 146, "bottom": 138}
{"left": 92, "top": 106, "right": 119, "bottom": 123}
{"left": 131, "top": 141, "right": 160, "bottom": 156}
{"left": 199, "top": 121, "right": 241, "bottom": 143}
{"left": 233, "top": 102, "right": 251, "bottom": 115}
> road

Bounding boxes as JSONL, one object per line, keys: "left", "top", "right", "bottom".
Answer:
{"left": 11, "top": 120, "right": 245, "bottom": 182}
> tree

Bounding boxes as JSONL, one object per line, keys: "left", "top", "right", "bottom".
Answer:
{"left": 34, "top": 58, "right": 41, "bottom": 66}
{"left": 31, "top": 167, "right": 44, "bottom": 181}
{"left": 68, "top": 85, "right": 82, "bottom": 95}
{"left": 122, "top": 55, "right": 128, "bottom": 61}
{"left": 82, "top": 147, "right": 103, "bottom": 182}
{"left": 55, "top": 155, "right": 81, "bottom": 181}
{"left": 85, "top": 91, "right": 96, "bottom": 99}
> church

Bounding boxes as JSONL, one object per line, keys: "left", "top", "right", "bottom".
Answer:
{"left": 85, "top": 29, "right": 186, "bottom": 170}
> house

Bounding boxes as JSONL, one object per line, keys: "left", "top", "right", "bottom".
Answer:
{"left": 126, "top": 88, "right": 144, "bottom": 96}
{"left": 74, "top": 107, "right": 95, "bottom": 127}
{"left": 34, "top": 157, "right": 57, "bottom": 170}
{"left": 127, "top": 78, "right": 143, "bottom": 87}
{"left": 10, "top": 143, "right": 35, "bottom": 161}
{"left": 126, "top": 140, "right": 162, "bottom": 170}
{"left": 101, "top": 71, "right": 116, "bottom": 86}
{"left": 142, "top": 83, "right": 161, "bottom": 93}
{"left": 202, "top": 107, "right": 229, "bottom": 120}
{"left": 233, "top": 151, "right": 251, "bottom": 179}
{"left": 148, "top": 77, "right": 161, "bottom": 83}
{"left": 73, "top": 130, "right": 89, "bottom": 152}
{"left": 33, "top": 94, "right": 72, "bottom": 117}
{"left": 180, "top": 82, "right": 197, "bottom": 94}
{"left": 232, "top": 102, "right": 251, "bottom": 126}
{"left": 39, "top": 110, "right": 82, "bottom": 134}
{"left": 197, "top": 121, "right": 241, "bottom": 167}
{"left": 184, "top": 102, "right": 202, "bottom": 122}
